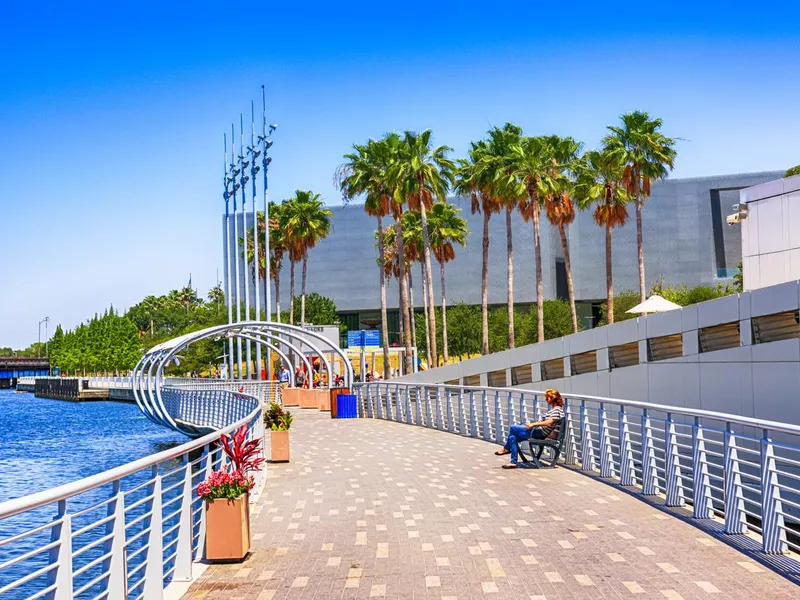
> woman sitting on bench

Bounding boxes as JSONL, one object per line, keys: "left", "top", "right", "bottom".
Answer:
{"left": 495, "top": 389, "right": 564, "bottom": 469}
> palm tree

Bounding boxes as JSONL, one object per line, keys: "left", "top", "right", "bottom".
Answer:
{"left": 282, "top": 190, "right": 333, "bottom": 325}
{"left": 391, "top": 130, "right": 455, "bottom": 368}
{"left": 401, "top": 210, "right": 428, "bottom": 364}
{"left": 574, "top": 149, "right": 630, "bottom": 324}
{"left": 543, "top": 135, "right": 583, "bottom": 333}
{"left": 337, "top": 139, "right": 393, "bottom": 379}
{"left": 241, "top": 203, "right": 285, "bottom": 321}
{"left": 455, "top": 140, "right": 498, "bottom": 355}
{"left": 508, "top": 136, "right": 562, "bottom": 343}
{"left": 427, "top": 201, "right": 468, "bottom": 364}
{"left": 604, "top": 111, "right": 677, "bottom": 302}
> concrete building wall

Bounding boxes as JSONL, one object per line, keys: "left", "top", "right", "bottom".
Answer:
{"left": 227, "top": 171, "right": 782, "bottom": 322}
{"left": 741, "top": 175, "right": 800, "bottom": 291}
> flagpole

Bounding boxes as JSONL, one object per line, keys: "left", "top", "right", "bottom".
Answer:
{"left": 223, "top": 133, "right": 235, "bottom": 379}
{"left": 239, "top": 114, "right": 252, "bottom": 379}
{"left": 261, "top": 85, "right": 275, "bottom": 380}
{"left": 250, "top": 101, "right": 262, "bottom": 380}
{"left": 231, "top": 123, "right": 244, "bottom": 380}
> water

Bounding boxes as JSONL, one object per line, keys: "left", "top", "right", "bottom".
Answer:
{"left": 0, "top": 389, "right": 188, "bottom": 597}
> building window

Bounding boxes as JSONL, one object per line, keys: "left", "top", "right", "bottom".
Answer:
{"left": 647, "top": 334, "right": 683, "bottom": 362}
{"left": 609, "top": 342, "right": 640, "bottom": 369}
{"left": 463, "top": 374, "right": 481, "bottom": 387}
{"left": 487, "top": 369, "right": 507, "bottom": 387}
{"left": 511, "top": 364, "right": 532, "bottom": 386}
{"left": 752, "top": 311, "right": 800, "bottom": 344}
{"left": 698, "top": 322, "right": 740, "bottom": 353}
{"left": 541, "top": 358, "right": 565, "bottom": 381}
{"left": 570, "top": 350, "right": 597, "bottom": 375}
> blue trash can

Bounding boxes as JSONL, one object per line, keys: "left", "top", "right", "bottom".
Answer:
{"left": 336, "top": 394, "right": 357, "bottom": 419}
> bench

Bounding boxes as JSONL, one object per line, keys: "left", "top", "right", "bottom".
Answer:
{"left": 517, "top": 416, "right": 567, "bottom": 468}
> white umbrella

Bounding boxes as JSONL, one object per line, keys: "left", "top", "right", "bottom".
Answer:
{"left": 626, "top": 294, "right": 682, "bottom": 315}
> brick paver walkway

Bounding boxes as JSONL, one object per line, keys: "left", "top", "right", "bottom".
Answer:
{"left": 183, "top": 410, "right": 799, "bottom": 599}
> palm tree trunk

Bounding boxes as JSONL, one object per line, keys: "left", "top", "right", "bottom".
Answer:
{"left": 408, "top": 270, "right": 417, "bottom": 350}
{"left": 376, "top": 214, "right": 391, "bottom": 379}
{"left": 635, "top": 172, "right": 646, "bottom": 303}
{"left": 607, "top": 221, "right": 614, "bottom": 325}
{"left": 558, "top": 224, "right": 578, "bottom": 333}
{"left": 417, "top": 191, "right": 438, "bottom": 368}
{"left": 440, "top": 259, "right": 449, "bottom": 364}
{"left": 301, "top": 256, "right": 308, "bottom": 325}
{"left": 395, "top": 216, "right": 413, "bottom": 374}
{"left": 531, "top": 195, "right": 544, "bottom": 343}
{"left": 481, "top": 210, "right": 490, "bottom": 355}
{"left": 505, "top": 205, "right": 515, "bottom": 349}
{"left": 421, "top": 260, "right": 432, "bottom": 367}
{"left": 274, "top": 269, "right": 281, "bottom": 323}
{"left": 289, "top": 260, "right": 295, "bottom": 325}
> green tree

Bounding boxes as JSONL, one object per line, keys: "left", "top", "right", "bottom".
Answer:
{"left": 785, "top": 165, "right": 800, "bottom": 178}
{"left": 574, "top": 148, "right": 630, "bottom": 324}
{"left": 604, "top": 111, "right": 677, "bottom": 302}
{"left": 291, "top": 293, "right": 339, "bottom": 325}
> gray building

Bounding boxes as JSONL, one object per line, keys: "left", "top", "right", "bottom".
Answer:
{"left": 228, "top": 171, "right": 782, "bottom": 337}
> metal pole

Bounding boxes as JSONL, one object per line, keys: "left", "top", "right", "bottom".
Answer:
{"left": 223, "top": 134, "right": 235, "bottom": 379}
{"left": 231, "top": 124, "right": 243, "bottom": 380}
{"left": 261, "top": 85, "right": 274, "bottom": 381}
{"left": 37, "top": 320, "right": 41, "bottom": 357}
{"left": 239, "top": 114, "right": 252, "bottom": 379}
{"left": 44, "top": 317, "right": 49, "bottom": 357}
{"left": 250, "top": 101, "right": 262, "bottom": 380}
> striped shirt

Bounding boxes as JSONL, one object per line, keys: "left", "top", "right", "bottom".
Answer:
{"left": 540, "top": 406, "right": 564, "bottom": 438}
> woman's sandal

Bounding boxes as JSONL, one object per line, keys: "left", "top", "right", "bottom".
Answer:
{"left": 494, "top": 449, "right": 510, "bottom": 456}
{"left": 502, "top": 463, "right": 519, "bottom": 469}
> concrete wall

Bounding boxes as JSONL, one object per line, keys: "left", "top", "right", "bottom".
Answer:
{"left": 228, "top": 171, "right": 782, "bottom": 318}
{"left": 394, "top": 281, "right": 800, "bottom": 425}
{"left": 741, "top": 175, "right": 800, "bottom": 291}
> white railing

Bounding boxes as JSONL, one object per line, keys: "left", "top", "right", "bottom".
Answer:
{"left": 0, "top": 388, "right": 264, "bottom": 600}
{"left": 166, "top": 380, "right": 281, "bottom": 406}
{"left": 356, "top": 381, "right": 800, "bottom": 560}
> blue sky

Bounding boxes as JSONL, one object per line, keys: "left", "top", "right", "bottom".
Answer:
{"left": 1, "top": 1, "right": 799, "bottom": 348}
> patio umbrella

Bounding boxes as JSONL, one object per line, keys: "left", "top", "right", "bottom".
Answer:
{"left": 626, "top": 294, "right": 682, "bottom": 315}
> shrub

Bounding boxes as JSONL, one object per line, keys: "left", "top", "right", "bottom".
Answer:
{"left": 264, "top": 402, "right": 293, "bottom": 431}
{"left": 785, "top": 165, "right": 800, "bottom": 178}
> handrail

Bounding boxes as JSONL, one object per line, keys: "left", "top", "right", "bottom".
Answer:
{"left": 375, "top": 381, "right": 800, "bottom": 437}
{"left": 355, "top": 380, "right": 800, "bottom": 563}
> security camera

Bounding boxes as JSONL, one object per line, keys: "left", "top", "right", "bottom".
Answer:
{"left": 726, "top": 213, "right": 740, "bottom": 226}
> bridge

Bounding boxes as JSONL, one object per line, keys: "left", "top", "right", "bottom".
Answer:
{"left": 0, "top": 356, "right": 49, "bottom": 388}
{"left": 1, "top": 322, "right": 799, "bottom": 599}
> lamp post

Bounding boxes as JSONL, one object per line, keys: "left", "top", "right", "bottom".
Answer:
{"left": 223, "top": 133, "right": 235, "bottom": 379}
{"left": 38, "top": 317, "right": 50, "bottom": 358}
{"left": 258, "top": 85, "right": 276, "bottom": 379}
{"left": 248, "top": 101, "right": 263, "bottom": 379}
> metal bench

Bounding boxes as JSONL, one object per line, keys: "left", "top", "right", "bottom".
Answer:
{"left": 518, "top": 416, "right": 567, "bottom": 468}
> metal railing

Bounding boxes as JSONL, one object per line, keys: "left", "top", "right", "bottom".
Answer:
{"left": 0, "top": 388, "right": 264, "bottom": 599}
{"left": 356, "top": 381, "right": 800, "bottom": 560}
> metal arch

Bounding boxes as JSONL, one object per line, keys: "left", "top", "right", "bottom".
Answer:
{"left": 233, "top": 333, "right": 298, "bottom": 387}
{"left": 148, "top": 350, "right": 192, "bottom": 434}
{"left": 241, "top": 327, "right": 332, "bottom": 388}
{"left": 131, "top": 353, "right": 159, "bottom": 425}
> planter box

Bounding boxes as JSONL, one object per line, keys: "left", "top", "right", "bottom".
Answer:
{"left": 281, "top": 388, "right": 300, "bottom": 406}
{"left": 270, "top": 429, "right": 290, "bottom": 462}
{"left": 205, "top": 494, "right": 250, "bottom": 562}
{"left": 318, "top": 390, "right": 331, "bottom": 411}
{"left": 298, "top": 389, "right": 319, "bottom": 409}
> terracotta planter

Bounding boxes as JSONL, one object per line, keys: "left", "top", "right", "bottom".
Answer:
{"left": 298, "top": 389, "right": 318, "bottom": 409}
{"left": 318, "top": 390, "right": 331, "bottom": 412}
{"left": 205, "top": 494, "right": 250, "bottom": 562}
{"left": 282, "top": 388, "right": 300, "bottom": 406}
{"left": 270, "top": 429, "right": 290, "bottom": 462}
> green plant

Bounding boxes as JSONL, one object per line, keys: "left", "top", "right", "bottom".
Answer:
{"left": 264, "top": 402, "right": 293, "bottom": 431}
{"left": 785, "top": 165, "right": 800, "bottom": 178}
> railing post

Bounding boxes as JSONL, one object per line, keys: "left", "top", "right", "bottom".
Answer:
{"left": 563, "top": 400, "right": 579, "bottom": 466}
{"left": 395, "top": 384, "right": 403, "bottom": 422}
{"left": 104, "top": 482, "right": 128, "bottom": 600}
{"left": 599, "top": 403, "right": 613, "bottom": 478}
{"left": 173, "top": 456, "right": 195, "bottom": 581}
{"left": 507, "top": 392, "right": 515, "bottom": 431}
{"left": 423, "top": 386, "right": 432, "bottom": 427}
{"left": 723, "top": 423, "right": 746, "bottom": 533}
{"left": 143, "top": 466, "right": 165, "bottom": 599}
{"left": 469, "top": 391, "right": 477, "bottom": 437}
{"left": 366, "top": 383, "right": 374, "bottom": 418}
{"left": 376, "top": 383, "right": 384, "bottom": 420}
{"left": 415, "top": 386, "right": 423, "bottom": 426}
{"left": 385, "top": 384, "right": 393, "bottom": 420}
{"left": 580, "top": 401, "right": 596, "bottom": 472}
{"left": 46, "top": 500, "right": 73, "bottom": 600}
{"left": 445, "top": 388, "right": 455, "bottom": 432}
{"left": 457, "top": 388, "right": 466, "bottom": 435}
{"left": 481, "top": 390, "right": 490, "bottom": 441}
{"left": 197, "top": 444, "right": 213, "bottom": 559}
{"left": 618, "top": 407, "right": 635, "bottom": 486}
{"left": 760, "top": 429, "right": 787, "bottom": 554}
{"left": 692, "top": 418, "right": 713, "bottom": 519}
{"left": 435, "top": 387, "right": 444, "bottom": 430}
{"left": 493, "top": 390, "right": 503, "bottom": 445}
{"left": 641, "top": 409, "right": 658, "bottom": 495}
{"left": 404, "top": 386, "right": 412, "bottom": 425}
{"left": 519, "top": 393, "right": 528, "bottom": 425}
{"left": 664, "top": 413, "right": 684, "bottom": 507}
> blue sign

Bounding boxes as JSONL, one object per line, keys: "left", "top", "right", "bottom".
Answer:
{"left": 347, "top": 330, "right": 381, "bottom": 347}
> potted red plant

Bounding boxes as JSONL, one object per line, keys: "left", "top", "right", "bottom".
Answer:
{"left": 199, "top": 425, "right": 264, "bottom": 561}
{"left": 264, "top": 402, "right": 293, "bottom": 462}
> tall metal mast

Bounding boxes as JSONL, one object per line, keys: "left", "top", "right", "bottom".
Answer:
{"left": 223, "top": 133, "right": 235, "bottom": 378}
{"left": 249, "top": 101, "right": 262, "bottom": 379}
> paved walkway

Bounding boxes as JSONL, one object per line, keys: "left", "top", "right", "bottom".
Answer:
{"left": 183, "top": 410, "right": 799, "bottom": 599}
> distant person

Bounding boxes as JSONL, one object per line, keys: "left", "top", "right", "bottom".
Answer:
{"left": 279, "top": 366, "right": 290, "bottom": 389}
{"left": 495, "top": 389, "right": 564, "bottom": 469}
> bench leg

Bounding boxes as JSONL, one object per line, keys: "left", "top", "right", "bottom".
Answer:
{"left": 531, "top": 446, "right": 544, "bottom": 469}
{"left": 549, "top": 447, "right": 562, "bottom": 468}
{"left": 518, "top": 443, "right": 529, "bottom": 463}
